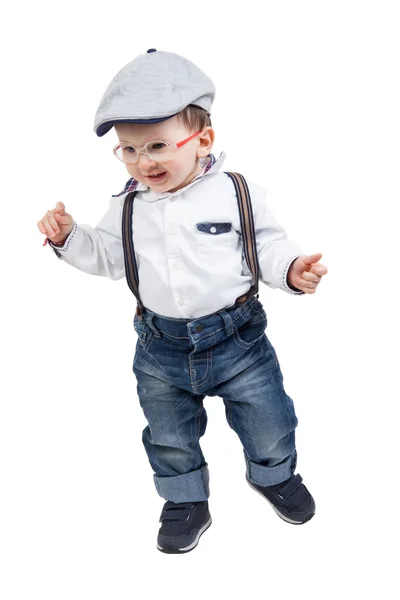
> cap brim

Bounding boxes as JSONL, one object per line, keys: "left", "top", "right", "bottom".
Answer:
{"left": 96, "top": 114, "right": 178, "bottom": 137}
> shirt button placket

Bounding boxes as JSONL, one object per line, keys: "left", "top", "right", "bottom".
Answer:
{"left": 166, "top": 204, "right": 188, "bottom": 313}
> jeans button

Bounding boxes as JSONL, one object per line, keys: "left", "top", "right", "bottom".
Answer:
{"left": 195, "top": 324, "right": 204, "bottom": 333}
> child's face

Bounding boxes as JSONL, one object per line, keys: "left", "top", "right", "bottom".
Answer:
{"left": 114, "top": 116, "right": 214, "bottom": 193}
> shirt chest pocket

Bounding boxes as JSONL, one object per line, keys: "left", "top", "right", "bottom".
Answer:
{"left": 195, "top": 221, "right": 236, "bottom": 260}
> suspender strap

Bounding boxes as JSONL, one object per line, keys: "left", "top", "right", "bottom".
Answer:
{"left": 225, "top": 172, "right": 260, "bottom": 303}
{"left": 121, "top": 191, "right": 144, "bottom": 317}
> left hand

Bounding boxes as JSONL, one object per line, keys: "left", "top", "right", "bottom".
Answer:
{"left": 287, "top": 253, "right": 328, "bottom": 294}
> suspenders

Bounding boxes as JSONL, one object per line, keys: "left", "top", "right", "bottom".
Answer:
{"left": 121, "top": 192, "right": 143, "bottom": 315}
{"left": 225, "top": 173, "right": 260, "bottom": 304}
{"left": 121, "top": 172, "right": 260, "bottom": 318}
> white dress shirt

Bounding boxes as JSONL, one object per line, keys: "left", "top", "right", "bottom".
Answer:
{"left": 49, "top": 153, "right": 304, "bottom": 318}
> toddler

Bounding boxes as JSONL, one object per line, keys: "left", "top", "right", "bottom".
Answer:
{"left": 38, "top": 49, "right": 328, "bottom": 554}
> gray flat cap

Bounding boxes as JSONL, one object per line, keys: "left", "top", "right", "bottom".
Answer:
{"left": 94, "top": 49, "right": 215, "bottom": 137}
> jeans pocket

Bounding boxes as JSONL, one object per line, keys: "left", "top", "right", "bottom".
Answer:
{"left": 233, "top": 307, "right": 268, "bottom": 350}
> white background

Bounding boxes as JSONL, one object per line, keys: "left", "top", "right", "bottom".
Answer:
{"left": 1, "top": 1, "right": 399, "bottom": 598}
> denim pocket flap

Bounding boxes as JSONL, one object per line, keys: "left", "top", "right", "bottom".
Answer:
{"left": 196, "top": 222, "right": 232, "bottom": 235}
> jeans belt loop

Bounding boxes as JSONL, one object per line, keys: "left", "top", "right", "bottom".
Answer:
{"left": 144, "top": 311, "right": 162, "bottom": 339}
{"left": 218, "top": 309, "right": 234, "bottom": 337}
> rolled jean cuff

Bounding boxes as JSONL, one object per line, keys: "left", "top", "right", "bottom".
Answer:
{"left": 245, "top": 454, "right": 296, "bottom": 487}
{"left": 154, "top": 464, "right": 210, "bottom": 503}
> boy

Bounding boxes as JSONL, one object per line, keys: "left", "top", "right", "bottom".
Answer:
{"left": 38, "top": 49, "right": 328, "bottom": 554}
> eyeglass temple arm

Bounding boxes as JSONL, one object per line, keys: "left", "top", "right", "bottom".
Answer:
{"left": 176, "top": 130, "right": 202, "bottom": 148}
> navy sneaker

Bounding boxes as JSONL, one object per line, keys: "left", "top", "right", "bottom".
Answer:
{"left": 157, "top": 500, "right": 212, "bottom": 554}
{"left": 247, "top": 473, "right": 315, "bottom": 524}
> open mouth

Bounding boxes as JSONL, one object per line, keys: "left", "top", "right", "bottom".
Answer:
{"left": 147, "top": 171, "right": 167, "bottom": 183}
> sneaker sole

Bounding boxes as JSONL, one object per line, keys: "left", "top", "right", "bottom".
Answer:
{"left": 157, "top": 516, "right": 212, "bottom": 554}
{"left": 246, "top": 478, "right": 315, "bottom": 525}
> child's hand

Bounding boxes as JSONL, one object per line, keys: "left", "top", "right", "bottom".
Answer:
{"left": 38, "top": 202, "right": 74, "bottom": 245}
{"left": 287, "top": 253, "right": 328, "bottom": 294}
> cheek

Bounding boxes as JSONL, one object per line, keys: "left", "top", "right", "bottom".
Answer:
{"left": 165, "top": 159, "right": 181, "bottom": 174}
{"left": 168, "top": 154, "right": 197, "bottom": 174}
{"left": 125, "top": 164, "right": 141, "bottom": 179}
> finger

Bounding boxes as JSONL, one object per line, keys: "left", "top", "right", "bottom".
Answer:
{"left": 54, "top": 212, "right": 71, "bottom": 224}
{"left": 298, "top": 278, "right": 318, "bottom": 290}
{"left": 47, "top": 214, "right": 60, "bottom": 234}
{"left": 302, "top": 252, "right": 323, "bottom": 266}
{"left": 42, "top": 215, "right": 58, "bottom": 237}
{"left": 41, "top": 219, "right": 55, "bottom": 237}
{"left": 302, "top": 271, "right": 321, "bottom": 283}
{"left": 293, "top": 284, "right": 316, "bottom": 294}
{"left": 311, "top": 264, "right": 328, "bottom": 276}
{"left": 38, "top": 220, "right": 47, "bottom": 234}
{"left": 55, "top": 201, "right": 66, "bottom": 214}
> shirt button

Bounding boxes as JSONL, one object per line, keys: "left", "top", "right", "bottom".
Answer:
{"left": 210, "top": 226, "right": 217, "bottom": 233}
{"left": 168, "top": 227, "right": 178, "bottom": 235}
{"left": 178, "top": 299, "right": 186, "bottom": 306}
{"left": 172, "top": 262, "right": 182, "bottom": 269}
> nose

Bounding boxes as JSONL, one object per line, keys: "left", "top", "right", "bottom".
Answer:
{"left": 137, "top": 152, "right": 156, "bottom": 169}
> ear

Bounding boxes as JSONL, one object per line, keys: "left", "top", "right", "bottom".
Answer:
{"left": 196, "top": 127, "right": 215, "bottom": 158}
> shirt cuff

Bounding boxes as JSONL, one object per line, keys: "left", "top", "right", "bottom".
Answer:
{"left": 282, "top": 255, "right": 305, "bottom": 295}
{"left": 48, "top": 222, "right": 78, "bottom": 257}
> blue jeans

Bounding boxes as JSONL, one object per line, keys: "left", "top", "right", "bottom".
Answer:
{"left": 132, "top": 296, "right": 298, "bottom": 503}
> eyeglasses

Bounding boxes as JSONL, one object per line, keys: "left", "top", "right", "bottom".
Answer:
{"left": 113, "top": 130, "right": 202, "bottom": 164}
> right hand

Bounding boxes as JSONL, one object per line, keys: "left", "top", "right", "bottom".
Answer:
{"left": 38, "top": 202, "right": 74, "bottom": 244}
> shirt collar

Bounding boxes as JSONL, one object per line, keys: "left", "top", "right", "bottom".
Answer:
{"left": 111, "top": 152, "right": 227, "bottom": 199}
